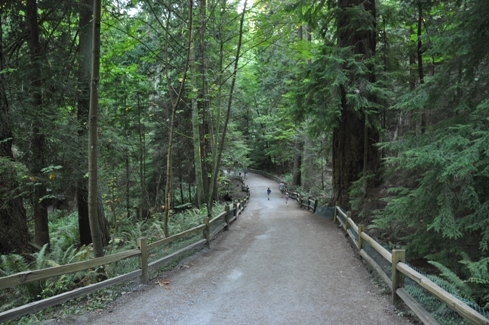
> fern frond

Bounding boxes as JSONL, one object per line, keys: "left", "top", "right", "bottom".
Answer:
{"left": 459, "top": 256, "right": 489, "bottom": 280}
{"left": 34, "top": 244, "right": 50, "bottom": 270}
{"left": 428, "top": 260, "right": 473, "bottom": 298}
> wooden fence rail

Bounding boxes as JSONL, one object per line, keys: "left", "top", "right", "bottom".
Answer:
{"left": 0, "top": 193, "right": 250, "bottom": 323}
{"left": 332, "top": 204, "right": 489, "bottom": 325}
{"left": 289, "top": 191, "right": 318, "bottom": 213}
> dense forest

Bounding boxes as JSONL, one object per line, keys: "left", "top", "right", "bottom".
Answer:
{"left": 1, "top": 0, "right": 489, "bottom": 315}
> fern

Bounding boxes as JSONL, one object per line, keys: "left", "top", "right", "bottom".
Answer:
{"left": 428, "top": 261, "right": 473, "bottom": 300}
{"left": 459, "top": 255, "right": 489, "bottom": 281}
{"left": 429, "top": 256, "right": 489, "bottom": 309}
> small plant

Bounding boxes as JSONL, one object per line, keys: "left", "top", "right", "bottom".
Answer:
{"left": 430, "top": 255, "right": 489, "bottom": 310}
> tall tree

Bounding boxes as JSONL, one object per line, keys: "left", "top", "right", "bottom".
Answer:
{"left": 26, "top": 0, "right": 50, "bottom": 247}
{"left": 0, "top": 9, "right": 31, "bottom": 254}
{"left": 332, "top": 0, "right": 380, "bottom": 208}
{"left": 88, "top": 0, "right": 105, "bottom": 257}
{"left": 191, "top": 7, "right": 204, "bottom": 209}
{"left": 375, "top": 0, "right": 489, "bottom": 268}
{"left": 206, "top": 0, "right": 247, "bottom": 213}
{"left": 292, "top": 25, "right": 304, "bottom": 187}
{"left": 77, "top": 0, "right": 94, "bottom": 246}
{"left": 163, "top": 0, "right": 193, "bottom": 237}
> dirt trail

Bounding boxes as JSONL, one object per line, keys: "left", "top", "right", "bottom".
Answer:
{"left": 58, "top": 173, "right": 413, "bottom": 325}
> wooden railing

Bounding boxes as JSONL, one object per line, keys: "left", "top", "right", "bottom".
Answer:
{"left": 333, "top": 204, "right": 489, "bottom": 325}
{"left": 290, "top": 192, "right": 318, "bottom": 213}
{"left": 0, "top": 193, "right": 250, "bottom": 323}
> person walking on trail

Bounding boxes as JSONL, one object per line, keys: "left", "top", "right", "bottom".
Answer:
{"left": 285, "top": 192, "right": 289, "bottom": 206}
{"left": 279, "top": 182, "right": 285, "bottom": 197}
{"left": 267, "top": 187, "right": 271, "bottom": 200}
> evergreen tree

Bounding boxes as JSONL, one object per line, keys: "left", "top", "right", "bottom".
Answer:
{"left": 374, "top": 0, "right": 489, "bottom": 267}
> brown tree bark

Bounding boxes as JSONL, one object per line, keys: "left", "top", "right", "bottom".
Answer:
{"left": 292, "top": 25, "right": 303, "bottom": 187}
{"left": 26, "top": 0, "right": 50, "bottom": 248}
{"left": 164, "top": 0, "right": 193, "bottom": 236}
{"left": 206, "top": 0, "right": 247, "bottom": 216}
{"left": 333, "top": 0, "right": 380, "bottom": 208}
{"left": 0, "top": 13, "right": 31, "bottom": 254}
{"left": 77, "top": 0, "right": 110, "bottom": 247}
{"left": 292, "top": 138, "right": 302, "bottom": 186}
{"left": 417, "top": 1, "right": 426, "bottom": 134}
{"left": 77, "top": 0, "right": 93, "bottom": 246}
{"left": 88, "top": 0, "right": 106, "bottom": 257}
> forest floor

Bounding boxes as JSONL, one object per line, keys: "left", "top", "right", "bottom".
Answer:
{"left": 51, "top": 172, "right": 417, "bottom": 325}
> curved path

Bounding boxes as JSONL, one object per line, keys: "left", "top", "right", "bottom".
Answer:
{"left": 62, "top": 173, "right": 412, "bottom": 325}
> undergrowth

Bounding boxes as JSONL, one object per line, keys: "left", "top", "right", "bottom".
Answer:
{"left": 0, "top": 203, "right": 226, "bottom": 324}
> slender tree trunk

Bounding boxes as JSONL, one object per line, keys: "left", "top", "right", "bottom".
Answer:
{"left": 191, "top": 74, "right": 204, "bottom": 208}
{"left": 138, "top": 95, "right": 150, "bottom": 209}
{"left": 207, "top": 0, "right": 247, "bottom": 216}
{"left": 292, "top": 25, "right": 304, "bottom": 187}
{"left": 198, "top": 0, "right": 212, "bottom": 204}
{"left": 89, "top": 0, "right": 104, "bottom": 257}
{"left": 77, "top": 0, "right": 93, "bottom": 245}
{"left": 26, "top": 0, "right": 49, "bottom": 248}
{"left": 164, "top": 0, "right": 193, "bottom": 236}
{"left": 0, "top": 13, "right": 31, "bottom": 254}
{"left": 417, "top": 1, "right": 426, "bottom": 134}
{"left": 126, "top": 152, "right": 130, "bottom": 218}
{"left": 205, "top": 0, "right": 226, "bottom": 208}
{"left": 190, "top": 14, "right": 204, "bottom": 208}
{"left": 191, "top": 0, "right": 205, "bottom": 209}
{"left": 292, "top": 136, "right": 302, "bottom": 186}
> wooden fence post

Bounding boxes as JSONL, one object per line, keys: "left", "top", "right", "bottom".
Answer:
{"left": 346, "top": 211, "right": 351, "bottom": 230}
{"left": 137, "top": 237, "right": 148, "bottom": 285}
{"left": 313, "top": 199, "right": 318, "bottom": 213}
{"left": 358, "top": 224, "right": 365, "bottom": 250}
{"left": 333, "top": 201, "right": 338, "bottom": 223}
{"left": 203, "top": 217, "right": 210, "bottom": 249}
{"left": 224, "top": 205, "right": 230, "bottom": 231}
{"left": 392, "top": 249, "right": 406, "bottom": 305}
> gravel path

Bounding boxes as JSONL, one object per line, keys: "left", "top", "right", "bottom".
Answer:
{"left": 58, "top": 172, "right": 413, "bottom": 325}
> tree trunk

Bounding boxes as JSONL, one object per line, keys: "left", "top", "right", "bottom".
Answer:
{"left": 333, "top": 0, "right": 380, "bottom": 208}
{"left": 417, "top": 1, "right": 426, "bottom": 134}
{"left": 164, "top": 0, "right": 193, "bottom": 236}
{"left": 190, "top": 11, "right": 204, "bottom": 208}
{"left": 292, "top": 136, "right": 302, "bottom": 186}
{"left": 0, "top": 13, "right": 31, "bottom": 254}
{"left": 26, "top": 0, "right": 49, "bottom": 248}
{"left": 89, "top": 0, "right": 105, "bottom": 257}
{"left": 78, "top": 0, "right": 109, "bottom": 248}
{"left": 198, "top": 0, "right": 212, "bottom": 206}
{"left": 77, "top": 0, "right": 93, "bottom": 246}
{"left": 138, "top": 96, "right": 150, "bottom": 209}
{"left": 126, "top": 152, "right": 130, "bottom": 218}
{"left": 191, "top": 78, "right": 204, "bottom": 208}
{"left": 292, "top": 24, "right": 304, "bottom": 187}
{"left": 206, "top": 0, "right": 247, "bottom": 216}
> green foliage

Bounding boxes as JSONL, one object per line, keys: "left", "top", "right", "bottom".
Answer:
{"left": 428, "top": 254, "right": 489, "bottom": 309}
{"left": 168, "top": 208, "right": 206, "bottom": 236}
{"left": 371, "top": 0, "right": 489, "bottom": 273}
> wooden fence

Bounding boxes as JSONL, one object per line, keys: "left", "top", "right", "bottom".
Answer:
{"left": 332, "top": 204, "right": 489, "bottom": 325}
{"left": 289, "top": 191, "right": 318, "bottom": 213}
{"left": 0, "top": 193, "right": 250, "bottom": 323}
